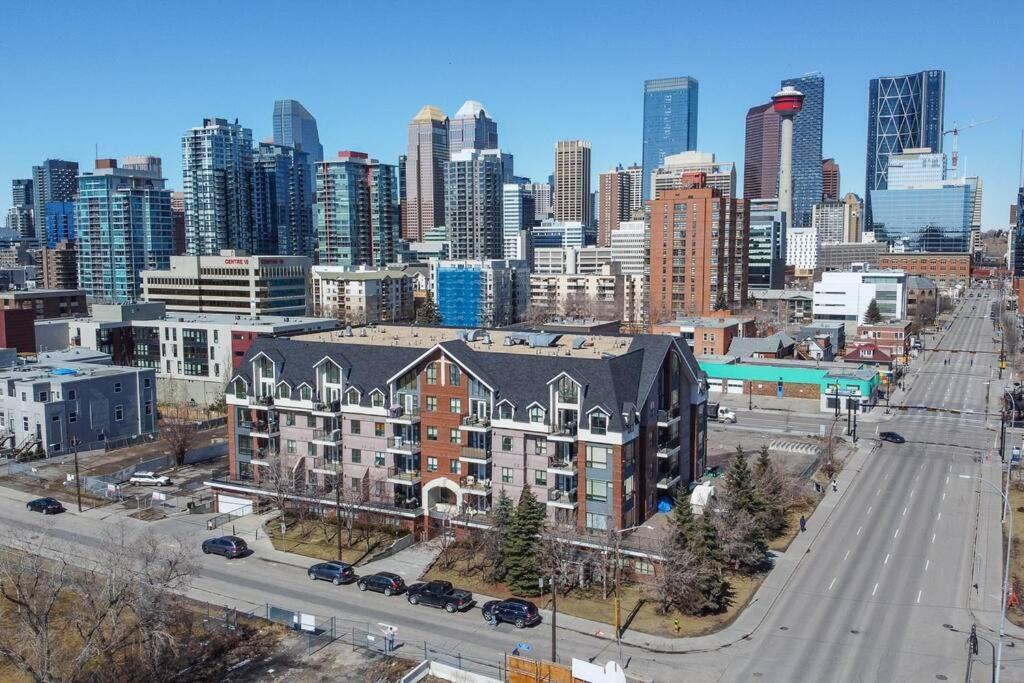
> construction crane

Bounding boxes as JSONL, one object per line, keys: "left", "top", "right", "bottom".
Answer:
{"left": 943, "top": 118, "right": 996, "bottom": 175}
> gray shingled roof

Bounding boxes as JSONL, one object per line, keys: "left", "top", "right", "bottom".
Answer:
{"left": 727, "top": 332, "right": 795, "bottom": 357}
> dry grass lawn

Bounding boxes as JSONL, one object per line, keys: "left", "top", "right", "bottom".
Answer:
{"left": 266, "top": 518, "right": 402, "bottom": 565}
{"left": 1007, "top": 479, "right": 1024, "bottom": 628}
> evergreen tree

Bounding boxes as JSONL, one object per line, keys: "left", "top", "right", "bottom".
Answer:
{"left": 416, "top": 291, "right": 442, "bottom": 325}
{"left": 720, "top": 446, "right": 770, "bottom": 570}
{"left": 657, "top": 488, "right": 728, "bottom": 615}
{"left": 755, "top": 445, "right": 772, "bottom": 479}
{"left": 724, "top": 446, "right": 759, "bottom": 515}
{"left": 753, "top": 446, "right": 789, "bottom": 539}
{"left": 503, "top": 486, "right": 547, "bottom": 595}
{"left": 864, "top": 297, "right": 883, "bottom": 324}
{"left": 489, "top": 490, "right": 514, "bottom": 580}
{"left": 713, "top": 291, "right": 728, "bottom": 311}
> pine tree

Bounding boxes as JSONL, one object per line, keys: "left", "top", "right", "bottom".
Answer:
{"left": 755, "top": 445, "right": 771, "bottom": 479}
{"left": 658, "top": 487, "right": 729, "bottom": 615}
{"left": 724, "top": 446, "right": 759, "bottom": 515}
{"left": 721, "top": 446, "right": 770, "bottom": 570}
{"left": 864, "top": 297, "right": 883, "bottom": 324}
{"left": 713, "top": 291, "right": 728, "bottom": 311}
{"left": 416, "top": 291, "right": 441, "bottom": 325}
{"left": 503, "top": 486, "right": 546, "bottom": 595}
{"left": 489, "top": 490, "right": 514, "bottom": 580}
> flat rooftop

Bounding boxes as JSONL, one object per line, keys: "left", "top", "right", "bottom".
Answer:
{"left": 662, "top": 316, "right": 755, "bottom": 329}
{"left": 294, "top": 323, "right": 636, "bottom": 359}
{"left": 45, "top": 312, "right": 337, "bottom": 330}
{"left": 0, "top": 360, "right": 147, "bottom": 385}
{"left": 0, "top": 289, "right": 85, "bottom": 298}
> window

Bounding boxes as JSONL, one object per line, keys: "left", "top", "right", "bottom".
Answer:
{"left": 425, "top": 396, "right": 437, "bottom": 412}
{"left": 533, "top": 438, "right": 548, "bottom": 456}
{"left": 38, "top": 391, "right": 47, "bottom": 402}
{"left": 624, "top": 474, "right": 635, "bottom": 497}
{"left": 556, "top": 376, "right": 578, "bottom": 403}
{"left": 114, "top": 405, "right": 124, "bottom": 422}
{"left": 351, "top": 448, "right": 362, "bottom": 464}
{"left": 346, "top": 388, "right": 359, "bottom": 404}
{"left": 276, "top": 384, "right": 290, "bottom": 399}
{"left": 306, "top": 414, "right": 315, "bottom": 427}
{"left": 426, "top": 426, "right": 438, "bottom": 441}
{"left": 501, "top": 436, "right": 513, "bottom": 451}
{"left": 350, "top": 420, "right": 361, "bottom": 435}
{"left": 114, "top": 382, "right": 121, "bottom": 393}
{"left": 450, "top": 460, "right": 461, "bottom": 474}
{"left": 350, "top": 477, "right": 360, "bottom": 491}
{"left": 427, "top": 457, "right": 438, "bottom": 472}
{"left": 634, "top": 558, "right": 655, "bottom": 576}
{"left": 69, "top": 411, "right": 77, "bottom": 423}
{"left": 449, "top": 365, "right": 461, "bottom": 386}
{"left": 529, "top": 406, "right": 544, "bottom": 423}
{"left": 586, "top": 445, "right": 610, "bottom": 469}
{"left": 590, "top": 412, "right": 608, "bottom": 435}
{"left": 374, "top": 422, "right": 385, "bottom": 437}
{"left": 501, "top": 467, "right": 513, "bottom": 483}
{"left": 450, "top": 428, "right": 460, "bottom": 444}
{"left": 371, "top": 392, "right": 384, "bottom": 408}
{"left": 286, "top": 440, "right": 296, "bottom": 454}
{"left": 286, "top": 413, "right": 295, "bottom": 426}
{"left": 499, "top": 404, "right": 513, "bottom": 420}
{"left": 68, "top": 390, "right": 76, "bottom": 401}
{"left": 586, "top": 513, "right": 608, "bottom": 532}
{"left": 300, "top": 385, "right": 312, "bottom": 401}
{"left": 374, "top": 452, "right": 386, "bottom": 467}
{"left": 535, "top": 470, "right": 547, "bottom": 486}
{"left": 449, "top": 398, "right": 462, "bottom": 414}
{"left": 143, "top": 378, "right": 151, "bottom": 388}
{"left": 586, "top": 479, "right": 608, "bottom": 502}
{"left": 307, "top": 442, "right": 316, "bottom": 456}
{"left": 426, "top": 363, "right": 437, "bottom": 385}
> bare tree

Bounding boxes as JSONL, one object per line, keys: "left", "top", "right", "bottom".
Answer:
{"left": 260, "top": 448, "right": 299, "bottom": 534}
{"left": 161, "top": 418, "right": 198, "bottom": 467}
{"left": 1002, "top": 312, "right": 1021, "bottom": 370}
{"left": 537, "top": 524, "right": 588, "bottom": 595}
{"left": 526, "top": 299, "right": 555, "bottom": 327}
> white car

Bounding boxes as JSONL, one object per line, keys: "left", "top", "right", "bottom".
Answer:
{"left": 129, "top": 471, "right": 172, "bottom": 486}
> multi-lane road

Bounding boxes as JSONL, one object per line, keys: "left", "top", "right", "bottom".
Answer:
{"left": 0, "top": 290, "right": 1014, "bottom": 682}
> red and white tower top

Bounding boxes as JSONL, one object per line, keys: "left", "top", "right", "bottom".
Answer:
{"left": 772, "top": 86, "right": 805, "bottom": 115}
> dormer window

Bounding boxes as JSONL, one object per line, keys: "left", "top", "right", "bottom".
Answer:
{"left": 499, "top": 404, "right": 513, "bottom": 420}
{"left": 590, "top": 412, "right": 608, "bottom": 435}
{"left": 529, "top": 406, "right": 545, "bottom": 424}
{"left": 325, "top": 364, "right": 341, "bottom": 384}
{"left": 299, "top": 385, "right": 312, "bottom": 401}
{"left": 371, "top": 391, "right": 384, "bottom": 408}
{"left": 345, "top": 387, "right": 360, "bottom": 405}
{"left": 232, "top": 378, "right": 247, "bottom": 399}
{"left": 556, "top": 376, "right": 578, "bottom": 403}
{"left": 276, "top": 383, "right": 290, "bottom": 399}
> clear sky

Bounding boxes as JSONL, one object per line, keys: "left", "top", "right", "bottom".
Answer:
{"left": 1, "top": 0, "right": 1021, "bottom": 227}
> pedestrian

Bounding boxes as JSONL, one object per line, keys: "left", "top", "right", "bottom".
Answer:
{"left": 799, "top": 515, "right": 806, "bottom": 532}
{"left": 831, "top": 479, "right": 838, "bottom": 492}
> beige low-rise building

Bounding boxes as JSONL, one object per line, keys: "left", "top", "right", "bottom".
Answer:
{"left": 311, "top": 267, "right": 416, "bottom": 324}
{"left": 529, "top": 263, "right": 645, "bottom": 330}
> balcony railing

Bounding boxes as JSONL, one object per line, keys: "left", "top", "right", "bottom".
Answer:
{"left": 308, "top": 457, "right": 341, "bottom": 472}
{"left": 251, "top": 419, "right": 279, "bottom": 435}
{"left": 387, "top": 436, "right": 421, "bottom": 451}
{"left": 460, "top": 475, "right": 492, "bottom": 492}
{"left": 547, "top": 457, "right": 577, "bottom": 472}
{"left": 387, "top": 405, "right": 421, "bottom": 420}
{"left": 551, "top": 422, "right": 577, "bottom": 438}
{"left": 547, "top": 487, "right": 578, "bottom": 503}
{"left": 657, "top": 406, "right": 680, "bottom": 424}
{"left": 312, "top": 428, "right": 342, "bottom": 443}
{"left": 460, "top": 446, "right": 491, "bottom": 461}
{"left": 312, "top": 399, "right": 342, "bottom": 414}
{"left": 386, "top": 467, "right": 422, "bottom": 484}
{"left": 460, "top": 415, "right": 491, "bottom": 428}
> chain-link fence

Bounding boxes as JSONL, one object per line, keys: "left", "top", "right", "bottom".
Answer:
{"left": 264, "top": 604, "right": 337, "bottom": 654}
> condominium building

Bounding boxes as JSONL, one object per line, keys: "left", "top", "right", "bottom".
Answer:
{"left": 531, "top": 246, "right": 613, "bottom": 276}
{"left": 445, "top": 149, "right": 505, "bottom": 260}
{"left": 0, "top": 289, "right": 87, "bottom": 319}
{"left": 216, "top": 327, "right": 707, "bottom": 536}
{"left": 598, "top": 165, "right": 642, "bottom": 247}
{"left": 748, "top": 199, "right": 786, "bottom": 290}
{"left": 32, "top": 160, "right": 79, "bottom": 244}
{"left": 252, "top": 142, "right": 313, "bottom": 257}
{"left": 139, "top": 251, "right": 311, "bottom": 316}
{"left": 501, "top": 183, "right": 536, "bottom": 260}
{"left": 529, "top": 263, "right": 644, "bottom": 329}
{"left": 40, "top": 240, "right": 78, "bottom": 290}
{"left": 181, "top": 117, "right": 254, "bottom": 255}
{"left": 315, "top": 151, "right": 399, "bottom": 267}
{"left": 554, "top": 141, "right": 592, "bottom": 225}
{"left": 609, "top": 221, "right": 647, "bottom": 277}
{"left": 811, "top": 200, "right": 846, "bottom": 244}
{"left": 403, "top": 106, "right": 449, "bottom": 242}
{"left": 75, "top": 159, "right": 173, "bottom": 302}
{"left": 429, "top": 259, "right": 529, "bottom": 328}
{"left": 650, "top": 151, "right": 736, "bottom": 200}
{"left": 311, "top": 267, "right": 415, "bottom": 323}
{"left": 530, "top": 182, "right": 554, "bottom": 222}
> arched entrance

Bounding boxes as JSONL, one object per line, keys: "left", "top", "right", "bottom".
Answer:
{"left": 423, "top": 477, "right": 461, "bottom": 515}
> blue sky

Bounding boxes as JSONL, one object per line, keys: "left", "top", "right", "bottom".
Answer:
{"left": 1, "top": 0, "right": 1021, "bottom": 227}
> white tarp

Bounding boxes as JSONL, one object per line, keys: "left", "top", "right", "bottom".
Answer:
{"left": 690, "top": 481, "right": 715, "bottom": 515}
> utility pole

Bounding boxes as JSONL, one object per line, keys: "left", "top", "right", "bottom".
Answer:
{"left": 335, "top": 468, "right": 342, "bottom": 561}
{"left": 72, "top": 436, "right": 82, "bottom": 512}
{"left": 540, "top": 575, "right": 558, "bottom": 663}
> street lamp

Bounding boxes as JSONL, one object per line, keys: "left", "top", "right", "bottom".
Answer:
{"left": 959, "top": 474, "right": 1012, "bottom": 683}
{"left": 611, "top": 523, "right": 655, "bottom": 663}
{"left": 538, "top": 575, "right": 558, "bottom": 663}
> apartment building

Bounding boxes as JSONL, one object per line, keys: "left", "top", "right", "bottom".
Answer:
{"left": 528, "top": 263, "right": 643, "bottom": 329}
{"left": 429, "top": 259, "right": 529, "bottom": 328}
{"left": 878, "top": 252, "right": 971, "bottom": 290}
{"left": 855, "top": 321, "right": 912, "bottom": 360}
{"left": 311, "top": 267, "right": 415, "bottom": 323}
{"left": 651, "top": 316, "right": 757, "bottom": 356}
{"left": 215, "top": 328, "right": 707, "bottom": 537}
{"left": 0, "top": 289, "right": 87, "bottom": 319}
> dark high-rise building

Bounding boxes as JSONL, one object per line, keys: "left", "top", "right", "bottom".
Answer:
{"left": 252, "top": 142, "right": 312, "bottom": 256}
{"left": 822, "top": 158, "right": 840, "bottom": 200}
{"left": 170, "top": 192, "right": 186, "bottom": 255}
{"left": 403, "top": 105, "right": 449, "bottom": 242}
{"left": 32, "top": 160, "right": 79, "bottom": 243}
{"left": 1009, "top": 187, "right": 1024, "bottom": 276}
{"left": 7, "top": 179, "right": 34, "bottom": 240}
{"left": 781, "top": 74, "right": 824, "bottom": 227}
{"left": 448, "top": 101, "right": 498, "bottom": 156}
{"left": 12, "top": 179, "right": 32, "bottom": 206}
{"left": 743, "top": 103, "right": 780, "bottom": 200}
{"left": 445, "top": 149, "right": 506, "bottom": 260}
{"left": 642, "top": 77, "right": 698, "bottom": 201}
{"left": 865, "top": 70, "right": 945, "bottom": 230}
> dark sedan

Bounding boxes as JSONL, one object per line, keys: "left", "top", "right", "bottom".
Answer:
{"left": 880, "top": 431, "right": 906, "bottom": 444}
{"left": 308, "top": 561, "right": 356, "bottom": 585}
{"left": 357, "top": 571, "right": 406, "bottom": 595}
{"left": 26, "top": 497, "right": 64, "bottom": 514}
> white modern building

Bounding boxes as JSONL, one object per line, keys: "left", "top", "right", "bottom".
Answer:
{"left": 609, "top": 220, "right": 647, "bottom": 276}
{"left": 528, "top": 263, "right": 644, "bottom": 329}
{"left": 311, "top": 267, "right": 416, "bottom": 323}
{"left": 532, "top": 246, "right": 613, "bottom": 275}
{"left": 650, "top": 151, "right": 736, "bottom": 200}
{"left": 811, "top": 201, "right": 846, "bottom": 244}
{"left": 812, "top": 268, "right": 908, "bottom": 330}
{"left": 140, "top": 251, "right": 312, "bottom": 316}
{"left": 787, "top": 227, "right": 819, "bottom": 270}
{"left": 530, "top": 220, "right": 587, "bottom": 250}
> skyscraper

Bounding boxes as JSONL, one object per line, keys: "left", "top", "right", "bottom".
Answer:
{"left": 642, "top": 77, "right": 698, "bottom": 201}
{"left": 181, "top": 117, "right": 253, "bottom": 255}
{"left": 445, "top": 149, "right": 505, "bottom": 260}
{"left": 7, "top": 179, "right": 34, "bottom": 240}
{"left": 554, "top": 140, "right": 591, "bottom": 225}
{"left": 748, "top": 198, "right": 786, "bottom": 290}
{"left": 530, "top": 182, "right": 554, "bottom": 222}
{"left": 75, "top": 158, "right": 172, "bottom": 302}
{"left": 170, "top": 192, "right": 186, "bottom": 255}
{"left": 743, "top": 102, "right": 780, "bottom": 200}
{"left": 403, "top": 105, "right": 449, "bottom": 242}
{"left": 822, "top": 158, "right": 840, "bottom": 200}
{"left": 502, "top": 183, "right": 535, "bottom": 260}
{"left": 315, "top": 151, "right": 398, "bottom": 268}
{"left": 598, "top": 166, "right": 633, "bottom": 247}
{"left": 448, "top": 101, "right": 498, "bottom": 156}
{"left": 865, "top": 70, "right": 946, "bottom": 230}
{"left": 252, "top": 142, "right": 312, "bottom": 256}
{"left": 1012, "top": 187, "right": 1024, "bottom": 276}
{"left": 32, "top": 160, "right": 79, "bottom": 243}
{"left": 272, "top": 100, "right": 324, "bottom": 162}
{"left": 12, "top": 178, "right": 33, "bottom": 206}
{"left": 781, "top": 73, "right": 824, "bottom": 227}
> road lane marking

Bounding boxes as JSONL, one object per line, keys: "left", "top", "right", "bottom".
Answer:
{"left": 872, "top": 583, "right": 879, "bottom": 596}
{"left": 856, "top": 526, "right": 862, "bottom": 536}
{"left": 844, "top": 550, "right": 851, "bottom": 561}
{"left": 828, "top": 577, "right": 836, "bottom": 591}
{"left": 894, "top": 528, "right": 900, "bottom": 539}
{"left": 937, "top": 513, "right": 941, "bottom": 521}
{"left": 949, "top": 463, "right": 952, "bottom": 472}
{"left": 917, "top": 590, "right": 922, "bottom": 604}
{"left": 910, "top": 488, "right": 915, "bottom": 497}
{"left": 876, "top": 488, "right": 881, "bottom": 496}
{"left": 942, "top": 492, "right": 946, "bottom": 501}
{"left": 925, "top": 560, "right": 930, "bottom": 571}
{"left": 884, "top": 553, "right": 890, "bottom": 565}
{"left": 902, "top": 507, "right": 908, "bottom": 516}
{"left": 946, "top": 475, "right": 949, "bottom": 485}
{"left": 867, "top": 506, "right": 872, "bottom": 514}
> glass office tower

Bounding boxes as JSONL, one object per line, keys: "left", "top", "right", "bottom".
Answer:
{"left": 641, "top": 77, "right": 698, "bottom": 201}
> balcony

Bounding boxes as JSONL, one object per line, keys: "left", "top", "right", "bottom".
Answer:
{"left": 657, "top": 406, "right": 680, "bottom": 427}
{"left": 549, "top": 422, "right": 578, "bottom": 442}
{"left": 312, "top": 428, "right": 342, "bottom": 446}
{"left": 459, "top": 446, "right": 492, "bottom": 464}
{"left": 386, "top": 436, "right": 422, "bottom": 455}
{"left": 546, "top": 457, "right": 577, "bottom": 476}
{"left": 657, "top": 442, "right": 681, "bottom": 459}
{"left": 308, "top": 457, "right": 341, "bottom": 474}
{"left": 546, "top": 487, "right": 579, "bottom": 509}
{"left": 387, "top": 405, "right": 421, "bottom": 424}
{"left": 251, "top": 395, "right": 275, "bottom": 410}
{"left": 249, "top": 449, "right": 274, "bottom": 467}
{"left": 236, "top": 418, "right": 254, "bottom": 432}
{"left": 386, "top": 467, "right": 422, "bottom": 485}
{"left": 656, "top": 471, "right": 681, "bottom": 490}
{"left": 311, "top": 399, "right": 342, "bottom": 416}
{"left": 459, "top": 475, "right": 492, "bottom": 496}
{"left": 249, "top": 418, "right": 280, "bottom": 438}
{"left": 459, "top": 415, "right": 492, "bottom": 432}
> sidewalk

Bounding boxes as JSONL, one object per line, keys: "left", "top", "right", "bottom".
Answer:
{"left": 716, "top": 392, "right": 821, "bottom": 416}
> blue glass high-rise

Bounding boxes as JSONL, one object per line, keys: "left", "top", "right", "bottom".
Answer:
{"left": 641, "top": 77, "right": 698, "bottom": 201}
{"left": 864, "top": 70, "right": 945, "bottom": 230}
{"left": 272, "top": 100, "right": 323, "bottom": 163}
{"left": 869, "top": 181, "right": 973, "bottom": 252}
{"left": 781, "top": 74, "right": 824, "bottom": 227}
{"left": 1012, "top": 187, "right": 1024, "bottom": 276}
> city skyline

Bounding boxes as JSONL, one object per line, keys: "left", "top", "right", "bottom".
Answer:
{"left": 0, "top": 1, "right": 1020, "bottom": 229}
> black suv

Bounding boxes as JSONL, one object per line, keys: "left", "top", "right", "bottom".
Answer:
{"left": 481, "top": 598, "right": 542, "bottom": 628}
{"left": 406, "top": 580, "right": 474, "bottom": 612}
{"left": 357, "top": 571, "right": 406, "bottom": 596}
{"left": 879, "top": 431, "right": 906, "bottom": 444}
{"left": 26, "top": 497, "right": 64, "bottom": 515}
{"left": 308, "top": 561, "right": 356, "bottom": 585}
{"left": 201, "top": 536, "right": 248, "bottom": 558}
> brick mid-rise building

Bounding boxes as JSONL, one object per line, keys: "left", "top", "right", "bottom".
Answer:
{"left": 879, "top": 252, "right": 971, "bottom": 289}
{"left": 0, "top": 288, "right": 87, "bottom": 319}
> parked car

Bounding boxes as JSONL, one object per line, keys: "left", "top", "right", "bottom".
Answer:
{"left": 879, "top": 431, "right": 906, "bottom": 444}
{"left": 406, "top": 580, "right": 474, "bottom": 612}
{"left": 481, "top": 598, "right": 542, "bottom": 628}
{"left": 307, "top": 561, "right": 355, "bottom": 585}
{"left": 357, "top": 571, "right": 406, "bottom": 596}
{"left": 129, "top": 471, "right": 172, "bottom": 486}
{"left": 201, "top": 536, "right": 248, "bottom": 558}
{"left": 26, "top": 497, "right": 64, "bottom": 515}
